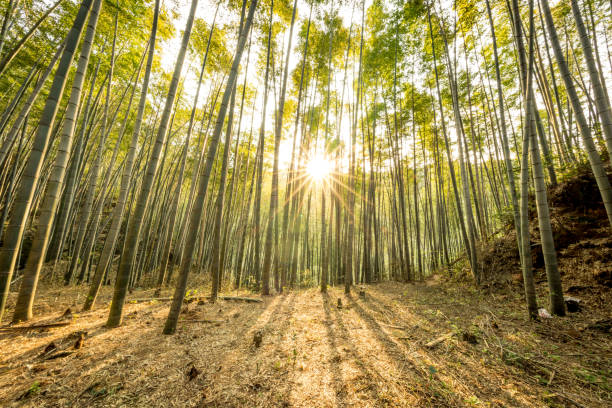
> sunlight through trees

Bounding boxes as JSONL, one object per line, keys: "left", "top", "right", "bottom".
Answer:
{"left": 0, "top": 0, "right": 611, "bottom": 329}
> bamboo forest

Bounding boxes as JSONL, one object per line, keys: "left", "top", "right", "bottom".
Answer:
{"left": 0, "top": 0, "right": 611, "bottom": 406}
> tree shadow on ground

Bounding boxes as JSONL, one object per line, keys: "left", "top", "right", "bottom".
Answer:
{"left": 347, "top": 293, "right": 462, "bottom": 407}
{"left": 0, "top": 301, "right": 169, "bottom": 366}
{"left": 328, "top": 292, "right": 402, "bottom": 404}
{"left": 0, "top": 297, "right": 272, "bottom": 407}
{"left": 321, "top": 292, "right": 349, "bottom": 407}
{"left": 363, "top": 288, "right": 549, "bottom": 407}
{"left": 271, "top": 292, "right": 302, "bottom": 405}
{"left": 198, "top": 293, "right": 297, "bottom": 407}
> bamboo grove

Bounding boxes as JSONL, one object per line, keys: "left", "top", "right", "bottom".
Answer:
{"left": 0, "top": 0, "right": 611, "bottom": 333}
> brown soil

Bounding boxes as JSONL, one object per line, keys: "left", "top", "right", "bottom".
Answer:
{"left": 1, "top": 280, "right": 610, "bottom": 407}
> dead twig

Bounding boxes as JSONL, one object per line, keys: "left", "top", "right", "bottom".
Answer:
{"left": 424, "top": 332, "right": 455, "bottom": 348}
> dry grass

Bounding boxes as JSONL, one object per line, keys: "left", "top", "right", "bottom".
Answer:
{"left": 0, "top": 279, "right": 610, "bottom": 407}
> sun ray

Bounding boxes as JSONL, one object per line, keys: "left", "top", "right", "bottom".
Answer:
{"left": 281, "top": 174, "right": 313, "bottom": 208}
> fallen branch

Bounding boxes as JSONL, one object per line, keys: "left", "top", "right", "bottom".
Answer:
{"left": 42, "top": 351, "right": 74, "bottom": 361}
{"left": 129, "top": 295, "right": 263, "bottom": 304}
{"left": 0, "top": 322, "right": 71, "bottom": 332}
{"left": 129, "top": 296, "right": 174, "bottom": 303}
{"left": 556, "top": 391, "right": 588, "bottom": 408}
{"left": 382, "top": 323, "right": 408, "bottom": 330}
{"left": 181, "top": 319, "right": 225, "bottom": 324}
{"left": 424, "top": 332, "right": 455, "bottom": 348}
{"left": 9, "top": 274, "right": 23, "bottom": 287}
{"left": 219, "top": 296, "right": 262, "bottom": 303}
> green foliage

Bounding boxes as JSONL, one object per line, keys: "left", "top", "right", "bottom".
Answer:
{"left": 190, "top": 17, "right": 231, "bottom": 75}
{"left": 27, "top": 381, "right": 40, "bottom": 395}
{"left": 185, "top": 288, "right": 198, "bottom": 300}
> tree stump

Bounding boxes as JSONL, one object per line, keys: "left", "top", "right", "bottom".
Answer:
{"left": 253, "top": 330, "right": 263, "bottom": 348}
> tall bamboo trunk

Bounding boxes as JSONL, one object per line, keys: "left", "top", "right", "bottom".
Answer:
{"left": 46, "top": 56, "right": 101, "bottom": 265}
{"left": 485, "top": 0, "right": 523, "bottom": 262}
{"left": 258, "top": 0, "right": 273, "bottom": 295}
{"left": 210, "top": 87, "right": 237, "bottom": 301}
{"left": 65, "top": 8, "right": 116, "bottom": 285}
{"left": 427, "top": 9, "right": 473, "bottom": 280}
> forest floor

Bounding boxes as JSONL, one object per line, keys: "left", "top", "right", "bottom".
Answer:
{"left": 0, "top": 277, "right": 610, "bottom": 407}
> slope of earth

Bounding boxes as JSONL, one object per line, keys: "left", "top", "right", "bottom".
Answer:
{"left": 1, "top": 281, "right": 610, "bottom": 407}
{"left": 479, "top": 164, "right": 612, "bottom": 297}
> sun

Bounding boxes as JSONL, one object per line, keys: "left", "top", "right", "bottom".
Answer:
{"left": 306, "top": 153, "right": 333, "bottom": 183}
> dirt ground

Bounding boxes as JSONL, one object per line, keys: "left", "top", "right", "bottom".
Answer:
{"left": 0, "top": 280, "right": 610, "bottom": 407}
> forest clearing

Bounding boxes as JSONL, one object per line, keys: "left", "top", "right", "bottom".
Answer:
{"left": 1, "top": 0, "right": 612, "bottom": 406}
{"left": 0, "top": 277, "right": 610, "bottom": 407}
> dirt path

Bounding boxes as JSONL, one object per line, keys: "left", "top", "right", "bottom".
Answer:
{"left": 1, "top": 282, "right": 610, "bottom": 407}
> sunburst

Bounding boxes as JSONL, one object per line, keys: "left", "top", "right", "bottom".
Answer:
{"left": 305, "top": 153, "right": 333, "bottom": 183}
